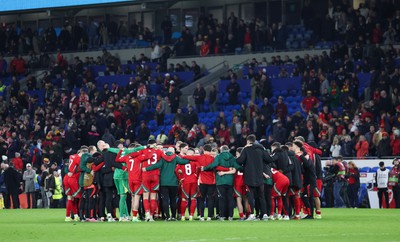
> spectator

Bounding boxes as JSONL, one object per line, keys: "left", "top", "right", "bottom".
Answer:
{"left": 355, "top": 135, "right": 369, "bottom": 158}
{"left": 12, "top": 152, "right": 23, "bottom": 172}
{"left": 208, "top": 84, "right": 217, "bottom": 112}
{"left": 391, "top": 129, "right": 400, "bottom": 155}
{"left": 184, "top": 106, "right": 198, "bottom": 131}
{"left": 272, "top": 121, "right": 287, "bottom": 144}
{"left": 168, "top": 84, "right": 181, "bottom": 114}
{"left": 161, "top": 16, "right": 173, "bottom": 44}
{"left": 137, "top": 121, "right": 150, "bottom": 145}
{"left": 155, "top": 95, "right": 167, "bottom": 126}
{"left": 193, "top": 83, "right": 206, "bottom": 113}
{"left": 330, "top": 136, "right": 341, "bottom": 157}
{"left": 150, "top": 41, "right": 162, "bottom": 62}
{"left": 275, "top": 96, "right": 288, "bottom": 122}
{"left": 301, "top": 90, "right": 319, "bottom": 114}
{"left": 226, "top": 77, "right": 240, "bottom": 105}
{"left": 376, "top": 132, "right": 392, "bottom": 158}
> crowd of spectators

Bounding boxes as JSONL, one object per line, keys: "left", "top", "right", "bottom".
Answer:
{"left": 0, "top": 18, "right": 156, "bottom": 56}
{"left": 172, "top": 0, "right": 400, "bottom": 57}
{"left": 0, "top": 0, "right": 400, "bottom": 210}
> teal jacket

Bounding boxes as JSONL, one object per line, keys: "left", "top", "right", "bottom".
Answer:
{"left": 204, "top": 151, "right": 241, "bottom": 186}
{"left": 146, "top": 152, "right": 189, "bottom": 186}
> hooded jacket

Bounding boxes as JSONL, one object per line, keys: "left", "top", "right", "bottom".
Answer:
{"left": 236, "top": 143, "right": 274, "bottom": 187}
{"left": 287, "top": 150, "right": 302, "bottom": 189}
{"left": 271, "top": 147, "right": 293, "bottom": 184}
{"left": 146, "top": 152, "right": 189, "bottom": 186}
{"left": 204, "top": 151, "right": 241, "bottom": 186}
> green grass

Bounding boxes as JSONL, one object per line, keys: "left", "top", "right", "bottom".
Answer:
{"left": 0, "top": 208, "right": 399, "bottom": 241}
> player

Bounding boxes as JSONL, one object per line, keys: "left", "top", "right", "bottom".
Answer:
{"left": 176, "top": 160, "right": 200, "bottom": 221}
{"left": 181, "top": 144, "right": 216, "bottom": 221}
{"left": 115, "top": 144, "right": 147, "bottom": 222}
{"left": 80, "top": 146, "right": 104, "bottom": 222}
{"left": 64, "top": 147, "right": 86, "bottom": 222}
{"left": 232, "top": 147, "right": 249, "bottom": 220}
{"left": 266, "top": 168, "right": 290, "bottom": 220}
{"left": 130, "top": 139, "right": 164, "bottom": 221}
{"left": 295, "top": 137, "right": 323, "bottom": 219}
{"left": 293, "top": 141, "right": 316, "bottom": 219}
{"left": 284, "top": 143, "right": 303, "bottom": 220}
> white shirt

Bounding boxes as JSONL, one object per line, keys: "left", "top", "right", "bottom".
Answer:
{"left": 376, "top": 168, "right": 390, "bottom": 188}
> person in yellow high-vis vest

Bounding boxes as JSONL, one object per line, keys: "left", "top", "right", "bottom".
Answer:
{"left": 52, "top": 171, "right": 63, "bottom": 208}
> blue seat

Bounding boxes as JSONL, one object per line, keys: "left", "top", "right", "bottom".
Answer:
{"left": 359, "top": 167, "right": 371, "bottom": 173}
{"left": 370, "top": 167, "right": 379, "bottom": 173}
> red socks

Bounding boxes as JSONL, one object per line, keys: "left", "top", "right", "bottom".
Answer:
{"left": 132, "top": 210, "right": 138, "bottom": 217}
{"left": 189, "top": 199, "right": 196, "bottom": 216}
{"left": 150, "top": 199, "right": 157, "bottom": 216}
{"left": 239, "top": 212, "right": 244, "bottom": 219}
{"left": 143, "top": 199, "right": 150, "bottom": 213}
{"left": 180, "top": 200, "right": 188, "bottom": 216}
{"left": 270, "top": 197, "right": 276, "bottom": 216}
{"left": 295, "top": 197, "right": 301, "bottom": 215}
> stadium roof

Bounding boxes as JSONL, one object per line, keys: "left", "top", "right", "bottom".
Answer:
{"left": 0, "top": 0, "right": 137, "bottom": 13}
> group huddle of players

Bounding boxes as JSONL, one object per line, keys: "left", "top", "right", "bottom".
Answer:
{"left": 63, "top": 134, "right": 323, "bottom": 222}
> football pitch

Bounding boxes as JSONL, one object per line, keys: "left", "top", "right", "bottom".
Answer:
{"left": 0, "top": 208, "right": 399, "bottom": 242}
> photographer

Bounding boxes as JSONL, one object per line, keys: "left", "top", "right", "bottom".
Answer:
{"left": 325, "top": 156, "right": 347, "bottom": 208}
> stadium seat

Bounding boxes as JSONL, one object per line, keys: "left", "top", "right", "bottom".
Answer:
{"left": 359, "top": 167, "right": 371, "bottom": 173}
{"left": 370, "top": 167, "right": 379, "bottom": 173}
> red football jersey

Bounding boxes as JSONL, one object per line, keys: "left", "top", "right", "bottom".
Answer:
{"left": 116, "top": 150, "right": 146, "bottom": 182}
{"left": 182, "top": 154, "right": 215, "bottom": 185}
{"left": 133, "top": 148, "right": 164, "bottom": 177}
{"left": 271, "top": 168, "right": 289, "bottom": 184}
{"left": 177, "top": 162, "right": 199, "bottom": 184}
{"left": 68, "top": 154, "right": 81, "bottom": 179}
{"left": 234, "top": 171, "right": 245, "bottom": 187}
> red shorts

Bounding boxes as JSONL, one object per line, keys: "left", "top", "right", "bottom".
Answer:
{"left": 233, "top": 184, "right": 247, "bottom": 198}
{"left": 181, "top": 182, "right": 199, "bottom": 199}
{"left": 313, "top": 179, "right": 322, "bottom": 197}
{"left": 129, "top": 180, "right": 143, "bottom": 195}
{"left": 142, "top": 175, "right": 159, "bottom": 193}
{"left": 63, "top": 176, "right": 81, "bottom": 198}
{"left": 288, "top": 187, "right": 300, "bottom": 197}
{"left": 271, "top": 180, "right": 289, "bottom": 197}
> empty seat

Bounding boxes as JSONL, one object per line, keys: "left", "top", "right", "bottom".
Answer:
{"left": 359, "top": 167, "right": 371, "bottom": 173}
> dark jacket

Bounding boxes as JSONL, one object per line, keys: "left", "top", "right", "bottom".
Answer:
{"left": 287, "top": 151, "right": 302, "bottom": 189}
{"left": 298, "top": 152, "right": 316, "bottom": 186}
{"left": 314, "top": 153, "right": 323, "bottom": 179}
{"left": 4, "top": 167, "right": 21, "bottom": 193}
{"left": 271, "top": 148, "right": 293, "bottom": 184}
{"left": 100, "top": 149, "right": 122, "bottom": 187}
{"left": 236, "top": 143, "right": 273, "bottom": 187}
{"left": 376, "top": 138, "right": 392, "bottom": 158}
